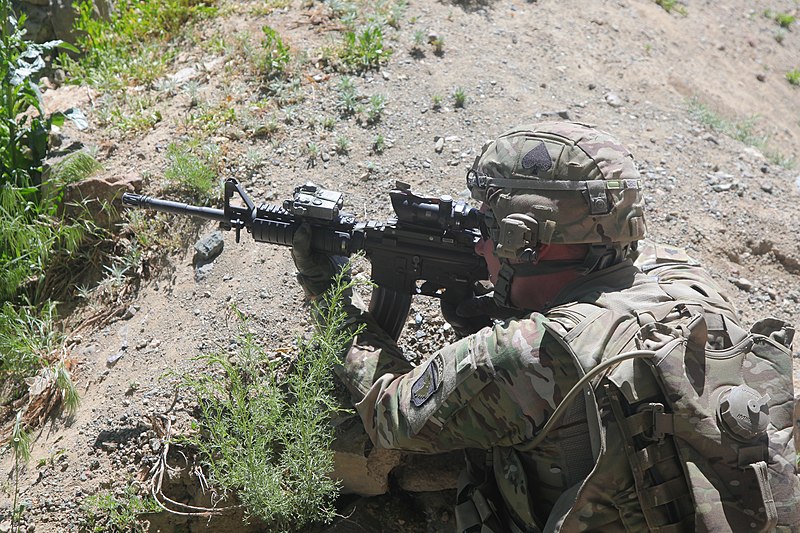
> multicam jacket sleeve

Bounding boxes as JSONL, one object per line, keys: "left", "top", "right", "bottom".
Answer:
{"left": 335, "top": 298, "right": 582, "bottom": 454}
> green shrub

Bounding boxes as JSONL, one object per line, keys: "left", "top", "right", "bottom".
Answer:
{"left": 335, "top": 135, "right": 350, "bottom": 155}
{"left": 178, "top": 272, "right": 359, "bottom": 529}
{"left": 1, "top": 1, "right": 76, "bottom": 192}
{"left": 786, "top": 68, "right": 800, "bottom": 86}
{"left": 340, "top": 25, "right": 392, "bottom": 72}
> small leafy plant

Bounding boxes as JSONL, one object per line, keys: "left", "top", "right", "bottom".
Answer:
{"left": 365, "top": 94, "right": 386, "bottom": 124}
{"left": 82, "top": 484, "right": 160, "bottom": 533}
{"left": 257, "top": 25, "right": 291, "bottom": 80}
{"left": 654, "top": 0, "right": 687, "bottom": 15}
{"left": 786, "top": 68, "right": 800, "bottom": 86}
{"left": 453, "top": 86, "right": 467, "bottom": 108}
{"left": 372, "top": 133, "right": 386, "bottom": 154}
{"left": 337, "top": 76, "right": 359, "bottom": 117}
{"left": 335, "top": 135, "right": 350, "bottom": 155}
{"left": 177, "top": 270, "right": 360, "bottom": 530}
{"left": 340, "top": 25, "right": 392, "bottom": 72}
{"left": 774, "top": 12, "right": 796, "bottom": 29}
{"left": 431, "top": 35, "right": 445, "bottom": 56}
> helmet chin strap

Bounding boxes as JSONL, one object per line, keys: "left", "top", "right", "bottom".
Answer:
{"left": 492, "top": 244, "right": 625, "bottom": 309}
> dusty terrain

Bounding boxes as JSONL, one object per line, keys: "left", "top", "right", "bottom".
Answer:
{"left": 2, "top": 0, "right": 800, "bottom": 531}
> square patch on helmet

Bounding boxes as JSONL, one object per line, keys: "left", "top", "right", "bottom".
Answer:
{"left": 411, "top": 355, "right": 444, "bottom": 407}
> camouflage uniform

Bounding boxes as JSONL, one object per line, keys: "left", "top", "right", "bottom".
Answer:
{"left": 334, "top": 243, "right": 800, "bottom": 532}
{"left": 295, "top": 122, "right": 800, "bottom": 531}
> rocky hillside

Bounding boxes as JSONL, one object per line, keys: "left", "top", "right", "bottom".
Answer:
{"left": 2, "top": 0, "right": 799, "bottom": 531}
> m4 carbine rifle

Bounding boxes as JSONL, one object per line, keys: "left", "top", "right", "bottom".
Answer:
{"left": 122, "top": 178, "right": 488, "bottom": 340}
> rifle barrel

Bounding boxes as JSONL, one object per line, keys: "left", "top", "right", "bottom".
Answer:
{"left": 121, "top": 193, "right": 229, "bottom": 223}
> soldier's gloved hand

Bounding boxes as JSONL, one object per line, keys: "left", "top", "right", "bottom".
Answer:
{"left": 291, "top": 222, "right": 349, "bottom": 299}
{"left": 440, "top": 280, "right": 519, "bottom": 338}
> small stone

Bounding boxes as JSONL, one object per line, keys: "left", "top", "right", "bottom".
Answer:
{"left": 193, "top": 231, "right": 225, "bottom": 263}
{"left": 756, "top": 73, "right": 766, "bottom": 82}
{"left": 149, "top": 438, "right": 162, "bottom": 453}
{"left": 604, "top": 92, "right": 623, "bottom": 108}
{"left": 766, "top": 288, "right": 778, "bottom": 301}
{"left": 734, "top": 278, "right": 754, "bottom": 292}
{"left": 434, "top": 137, "right": 444, "bottom": 153}
{"left": 760, "top": 183, "right": 774, "bottom": 194}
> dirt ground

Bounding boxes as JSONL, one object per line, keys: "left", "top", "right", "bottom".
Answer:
{"left": 2, "top": 0, "right": 800, "bottom": 531}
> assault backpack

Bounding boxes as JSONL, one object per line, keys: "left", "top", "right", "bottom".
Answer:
{"left": 458, "top": 254, "right": 800, "bottom": 532}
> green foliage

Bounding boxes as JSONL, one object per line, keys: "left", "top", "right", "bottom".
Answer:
{"left": 178, "top": 272, "right": 359, "bottom": 529}
{"left": 257, "top": 25, "right": 291, "bottom": 80}
{"left": 82, "top": 485, "right": 160, "bottom": 533}
{"left": 372, "top": 133, "right": 385, "bottom": 154}
{"left": 1, "top": 1, "right": 75, "bottom": 192}
{"left": 62, "top": 0, "right": 217, "bottom": 91}
{"left": 9, "top": 411, "right": 31, "bottom": 531}
{"left": 452, "top": 86, "right": 466, "bottom": 108}
{"left": 431, "top": 35, "right": 445, "bottom": 56}
{"left": 334, "top": 135, "right": 350, "bottom": 155}
{"left": 786, "top": 68, "right": 800, "bottom": 86}
{"left": 431, "top": 94, "right": 443, "bottom": 110}
{"left": 336, "top": 76, "right": 359, "bottom": 117}
{"left": 163, "top": 142, "right": 218, "bottom": 203}
{"left": 775, "top": 13, "right": 796, "bottom": 28}
{"left": 688, "top": 98, "right": 793, "bottom": 168}
{"left": 49, "top": 150, "right": 103, "bottom": 185}
{"left": 365, "top": 93, "right": 386, "bottom": 124}
{"left": 654, "top": 0, "right": 687, "bottom": 15}
{"left": 0, "top": 2, "right": 90, "bottom": 414}
{"left": 321, "top": 116, "right": 336, "bottom": 130}
{"left": 0, "top": 302, "right": 61, "bottom": 387}
{"left": 339, "top": 25, "right": 392, "bottom": 72}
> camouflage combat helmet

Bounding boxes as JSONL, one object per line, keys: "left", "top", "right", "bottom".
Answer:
{"left": 466, "top": 122, "right": 647, "bottom": 307}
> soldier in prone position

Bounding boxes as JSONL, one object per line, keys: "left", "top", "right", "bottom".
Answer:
{"left": 291, "top": 122, "right": 800, "bottom": 532}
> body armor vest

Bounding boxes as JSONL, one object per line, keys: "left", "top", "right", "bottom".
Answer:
{"left": 461, "top": 259, "right": 800, "bottom": 532}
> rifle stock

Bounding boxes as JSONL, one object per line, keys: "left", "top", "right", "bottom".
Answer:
{"left": 122, "top": 178, "right": 488, "bottom": 341}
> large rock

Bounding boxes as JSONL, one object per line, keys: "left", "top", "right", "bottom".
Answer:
{"left": 330, "top": 416, "right": 403, "bottom": 496}
{"left": 394, "top": 451, "right": 462, "bottom": 492}
{"left": 61, "top": 172, "right": 142, "bottom": 229}
{"left": 12, "top": 0, "right": 113, "bottom": 45}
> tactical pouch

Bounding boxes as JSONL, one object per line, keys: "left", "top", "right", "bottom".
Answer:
{"left": 619, "top": 310, "right": 800, "bottom": 531}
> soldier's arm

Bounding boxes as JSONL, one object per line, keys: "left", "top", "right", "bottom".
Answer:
{"left": 338, "top": 312, "right": 580, "bottom": 453}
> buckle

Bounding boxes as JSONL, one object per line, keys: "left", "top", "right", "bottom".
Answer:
{"left": 637, "top": 403, "right": 674, "bottom": 442}
{"left": 466, "top": 169, "right": 489, "bottom": 191}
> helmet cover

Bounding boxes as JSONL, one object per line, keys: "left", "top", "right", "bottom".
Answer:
{"left": 468, "top": 122, "right": 646, "bottom": 259}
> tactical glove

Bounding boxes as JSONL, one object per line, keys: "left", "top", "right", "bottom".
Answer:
{"left": 440, "top": 281, "right": 521, "bottom": 338}
{"left": 291, "top": 222, "right": 349, "bottom": 298}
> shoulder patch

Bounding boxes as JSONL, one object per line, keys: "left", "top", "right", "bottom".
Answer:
{"left": 411, "top": 355, "right": 443, "bottom": 408}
